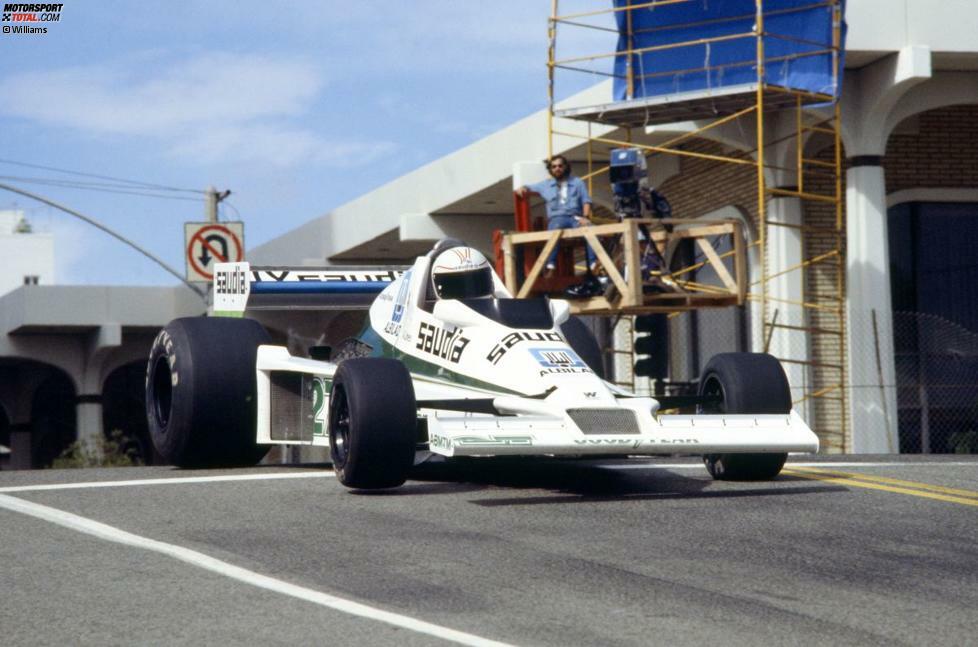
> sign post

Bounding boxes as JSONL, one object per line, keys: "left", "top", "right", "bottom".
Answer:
{"left": 185, "top": 221, "right": 245, "bottom": 282}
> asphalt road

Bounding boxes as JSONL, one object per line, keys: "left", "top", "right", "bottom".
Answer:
{"left": 1, "top": 455, "right": 976, "bottom": 646}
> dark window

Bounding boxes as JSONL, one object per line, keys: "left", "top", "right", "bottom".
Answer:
{"left": 888, "top": 201, "right": 978, "bottom": 454}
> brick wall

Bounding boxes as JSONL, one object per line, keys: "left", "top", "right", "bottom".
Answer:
{"left": 802, "top": 142, "right": 847, "bottom": 451}
{"left": 885, "top": 104, "right": 978, "bottom": 192}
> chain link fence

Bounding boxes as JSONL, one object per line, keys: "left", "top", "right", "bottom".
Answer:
{"left": 892, "top": 311, "right": 978, "bottom": 454}
{"left": 604, "top": 309, "right": 978, "bottom": 454}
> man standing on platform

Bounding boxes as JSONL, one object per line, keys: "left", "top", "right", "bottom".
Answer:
{"left": 515, "top": 155, "right": 597, "bottom": 280}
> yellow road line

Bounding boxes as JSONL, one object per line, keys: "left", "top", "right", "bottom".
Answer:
{"left": 781, "top": 468, "right": 978, "bottom": 508}
{"left": 787, "top": 466, "right": 978, "bottom": 500}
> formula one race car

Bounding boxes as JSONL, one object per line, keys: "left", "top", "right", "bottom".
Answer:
{"left": 146, "top": 240, "right": 818, "bottom": 489}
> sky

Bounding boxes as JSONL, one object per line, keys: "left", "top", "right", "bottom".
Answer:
{"left": 0, "top": 1, "right": 613, "bottom": 287}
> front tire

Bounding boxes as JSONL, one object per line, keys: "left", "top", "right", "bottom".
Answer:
{"left": 328, "top": 358, "right": 417, "bottom": 489}
{"left": 698, "top": 353, "right": 791, "bottom": 480}
{"left": 146, "top": 317, "right": 270, "bottom": 468}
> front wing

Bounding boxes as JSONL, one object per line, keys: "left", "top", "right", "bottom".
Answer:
{"left": 425, "top": 410, "right": 818, "bottom": 457}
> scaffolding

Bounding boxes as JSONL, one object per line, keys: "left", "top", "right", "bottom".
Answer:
{"left": 506, "top": 0, "right": 848, "bottom": 451}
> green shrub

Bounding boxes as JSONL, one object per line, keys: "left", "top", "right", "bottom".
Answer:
{"left": 52, "top": 429, "right": 143, "bottom": 468}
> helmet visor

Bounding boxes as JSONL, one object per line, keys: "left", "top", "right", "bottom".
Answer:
{"left": 433, "top": 267, "right": 494, "bottom": 300}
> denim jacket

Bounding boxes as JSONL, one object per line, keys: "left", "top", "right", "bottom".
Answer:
{"left": 528, "top": 175, "right": 592, "bottom": 221}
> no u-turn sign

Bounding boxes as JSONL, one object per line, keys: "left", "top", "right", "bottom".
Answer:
{"left": 184, "top": 221, "right": 244, "bottom": 281}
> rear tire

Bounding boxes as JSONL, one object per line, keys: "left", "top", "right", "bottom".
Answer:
{"left": 328, "top": 358, "right": 417, "bottom": 489}
{"left": 146, "top": 317, "right": 271, "bottom": 468}
{"left": 698, "top": 353, "right": 790, "bottom": 480}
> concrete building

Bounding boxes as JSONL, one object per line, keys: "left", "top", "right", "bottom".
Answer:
{"left": 0, "top": 210, "right": 54, "bottom": 296}
{"left": 2, "top": 0, "right": 976, "bottom": 466}
{"left": 0, "top": 287, "right": 205, "bottom": 468}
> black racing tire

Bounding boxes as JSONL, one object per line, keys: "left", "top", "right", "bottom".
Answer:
{"left": 698, "top": 352, "right": 791, "bottom": 480}
{"left": 146, "top": 317, "right": 271, "bottom": 468}
{"left": 560, "top": 316, "right": 605, "bottom": 379}
{"left": 328, "top": 358, "right": 417, "bottom": 489}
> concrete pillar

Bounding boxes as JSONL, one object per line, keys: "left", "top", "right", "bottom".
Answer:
{"left": 845, "top": 161, "right": 899, "bottom": 453}
{"left": 75, "top": 323, "right": 122, "bottom": 456}
{"left": 766, "top": 196, "right": 811, "bottom": 423}
{"left": 75, "top": 395, "right": 104, "bottom": 455}
{"left": 8, "top": 423, "right": 33, "bottom": 470}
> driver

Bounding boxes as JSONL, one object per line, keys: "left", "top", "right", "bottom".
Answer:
{"left": 430, "top": 247, "right": 495, "bottom": 300}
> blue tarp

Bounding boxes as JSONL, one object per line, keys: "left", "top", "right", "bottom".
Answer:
{"left": 612, "top": 0, "right": 846, "bottom": 101}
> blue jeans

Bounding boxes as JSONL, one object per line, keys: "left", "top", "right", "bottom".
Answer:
{"left": 547, "top": 216, "right": 596, "bottom": 269}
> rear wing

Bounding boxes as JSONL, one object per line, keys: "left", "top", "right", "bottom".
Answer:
{"left": 213, "top": 262, "right": 408, "bottom": 315}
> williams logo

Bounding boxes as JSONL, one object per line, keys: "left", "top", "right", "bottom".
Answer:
{"left": 530, "top": 348, "right": 586, "bottom": 368}
{"left": 530, "top": 347, "right": 592, "bottom": 376}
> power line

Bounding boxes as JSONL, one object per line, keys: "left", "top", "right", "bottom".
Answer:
{"left": 222, "top": 199, "right": 243, "bottom": 221}
{"left": 0, "top": 173, "right": 176, "bottom": 191}
{"left": 0, "top": 181, "right": 207, "bottom": 299}
{"left": 0, "top": 175, "right": 204, "bottom": 202}
{"left": 0, "top": 158, "right": 205, "bottom": 194}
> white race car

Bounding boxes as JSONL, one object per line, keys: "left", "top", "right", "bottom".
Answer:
{"left": 146, "top": 240, "right": 818, "bottom": 489}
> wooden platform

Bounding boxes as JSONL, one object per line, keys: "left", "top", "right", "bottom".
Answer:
{"left": 500, "top": 218, "right": 747, "bottom": 315}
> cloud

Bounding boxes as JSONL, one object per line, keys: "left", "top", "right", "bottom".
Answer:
{"left": 0, "top": 51, "right": 395, "bottom": 167}
{"left": 314, "top": 141, "right": 399, "bottom": 168}
{"left": 0, "top": 52, "right": 320, "bottom": 135}
{"left": 45, "top": 216, "right": 111, "bottom": 284}
{"left": 169, "top": 124, "right": 398, "bottom": 168}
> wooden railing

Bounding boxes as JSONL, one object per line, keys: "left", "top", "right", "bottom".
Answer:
{"left": 500, "top": 218, "right": 747, "bottom": 315}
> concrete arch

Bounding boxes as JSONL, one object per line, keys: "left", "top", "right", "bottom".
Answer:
{"left": 0, "top": 357, "right": 72, "bottom": 428}
{"left": 95, "top": 334, "right": 158, "bottom": 394}
{"left": 840, "top": 46, "right": 933, "bottom": 157}
{"left": 0, "top": 340, "right": 85, "bottom": 396}
{"left": 882, "top": 74, "right": 978, "bottom": 155}
{"left": 0, "top": 358, "right": 78, "bottom": 468}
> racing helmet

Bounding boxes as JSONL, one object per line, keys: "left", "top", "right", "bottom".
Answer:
{"left": 430, "top": 247, "right": 495, "bottom": 300}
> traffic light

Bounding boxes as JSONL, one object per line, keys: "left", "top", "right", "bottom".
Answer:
{"left": 633, "top": 314, "right": 668, "bottom": 379}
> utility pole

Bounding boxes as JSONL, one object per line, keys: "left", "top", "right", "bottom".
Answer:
{"left": 205, "top": 185, "right": 218, "bottom": 222}
{"left": 204, "top": 186, "right": 232, "bottom": 223}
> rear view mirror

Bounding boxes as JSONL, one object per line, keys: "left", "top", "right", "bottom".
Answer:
{"left": 550, "top": 299, "right": 571, "bottom": 326}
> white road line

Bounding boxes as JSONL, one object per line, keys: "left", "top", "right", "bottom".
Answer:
{"left": 0, "top": 471, "right": 335, "bottom": 493}
{"left": 0, "top": 493, "right": 513, "bottom": 647}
